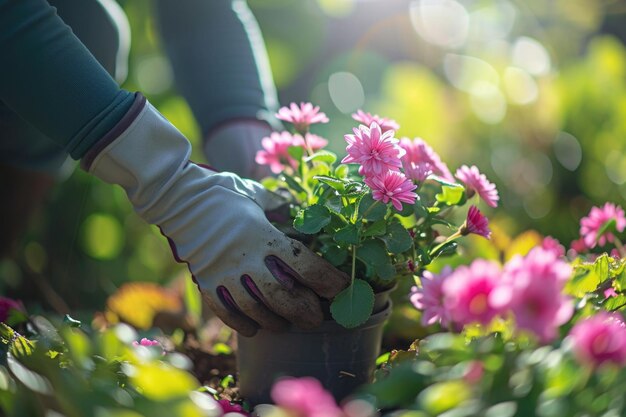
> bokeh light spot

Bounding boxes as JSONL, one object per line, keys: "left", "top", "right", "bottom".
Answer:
{"left": 82, "top": 213, "right": 124, "bottom": 260}
{"left": 503, "top": 67, "right": 538, "bottom": 105}
{"left": 328, "top": 72, "right": 365, "bottom": 114}
{"left": 134, "top": 54, "right": 173, "bottom": 95}
{"left": 511, "top": 37, "right": 551, "bottom": 76}
{"left": 553, "top": 132, "right": 582, "bottom": 171}
{"left": 410, "top": 0, "right": 469, "bottom": 49}
{"left": 444, "top": 54, "right": 499, "bottom": 94}
{"left": 469, "top": 82, "right": 506, "bottom": 124}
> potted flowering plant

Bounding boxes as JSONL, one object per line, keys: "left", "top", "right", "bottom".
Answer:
{"left": 237, "top": 102, "right": 500, "bottom": 404}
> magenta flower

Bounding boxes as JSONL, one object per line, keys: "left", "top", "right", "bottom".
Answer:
{"left": 364, "top": 170, "right": 417, "bottom": 211}
{"left": 342, "top": 122, "right": 405, "bottom": 176}
{"left": 218, "top": 399, "right": 246, "bottom": 414}
{"left": 399, "top": 137, "right": 454, "bottom": 182}
{"left": 490, "top": 248, "right": 573, "bottom": 343}
{"left": 570, "top": 313, "right": 626, "bottom": 368}
{"left": 460, "top": 205, "right": 491, "bottom": 239}
{"left": 580, "top": 203, "right": 626, "bottom": 248}
{"left": 541, "top": 236, "right": 566, "bottom": 258}
{"left": 132, "top": 338, "right": 161, "bottom": 347}
{"left": 570, "top": 237, "right": 587, "bottom": 254}
{"left": 442, "top": 260, "right": 502, "bottom": 326}
{"left": 0, "top": 297, "right": 24, "bottom": 323}
{"left": 255, "top": 131, "right": 300, "bottom": 173}
{"left": 276, "top": 102, "right": 329, "bottom": 133}
{"left": 352, "top": 110, "right": 400, "bottom": 133}
{"left": 271, "top": 377, "right": 343, "bottom": 417}
{"left": 410, "top": 267, "right": 453, "bottom": 327}
{"left": 455, "top": 165, "right": 499, "bottom": 208}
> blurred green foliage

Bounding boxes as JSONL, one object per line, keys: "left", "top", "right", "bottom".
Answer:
{"left": 3, "top": 0, "right": 626, "bottom": 318}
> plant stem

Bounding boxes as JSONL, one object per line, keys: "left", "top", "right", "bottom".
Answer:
{"left": 429, "top": 231, "right": 462, "bottom": 257}
{"left": 614, "top": 236, "right": 626, "bottom": 258}
{"left": 351, "top": 244, "right": 357, "bottom": 285}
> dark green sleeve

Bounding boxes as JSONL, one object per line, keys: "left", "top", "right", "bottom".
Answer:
{"left": 0, "top": 0, "right": 134, "bottom": 160}
{"left": 155, "top": 0, "right": 279, "bottom": 136}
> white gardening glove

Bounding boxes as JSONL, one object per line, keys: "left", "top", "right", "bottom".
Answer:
{"left": 85, "top": 96, "right": 350, "bottom": 336}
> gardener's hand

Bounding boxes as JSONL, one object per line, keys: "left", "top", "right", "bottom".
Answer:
{"left": 84, "top": 95, "right": 350, "bottom": 336}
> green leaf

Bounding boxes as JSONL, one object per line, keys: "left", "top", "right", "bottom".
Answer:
{"left": 334, "top": 224, "right": 360, "bottom": 245}
{"left": 596, "top": 219, "right": 617, "bottom": 245}
{"left": 293, "top": 205, "right": 332, "bottom": 234}
{"left": 282, "top": 173, "right": 306, "bottom": 194}
{"left": 430, "top": 176, "right": 462, "bottom": 189}
{"left": 363, "top": 219, "right": 387, "bottom": 237}
{"left": 435, "top": 185, "right": 465, "bottom": 206}
{"left": 322, "top": 245, "right": 349, "bottom": 266}
{"left": 566, "top": 255, "right": 610, "bottom": 297}
{"left": 356, "top": 239, "right": 390, "bottom": 266}
{"left": 324, "top": 195, "right": 343, "bottom": 214}
{"left": 287, "top": 145, "right": 304, "bottom": 161}
{"left": 379, "top": 221, "right": 412, "bottom": 254}
{"left": 431, "top": 241, "right": 458, "bottom": 258}
{"left": 334, "top": 164, "right": 349, "bottom": 179}
{"left": 305, "top": 150, "right": 337, "bottom": 164}
{"left": 374, "top": 263, "right": 396, "bottom": 280}
{"left": 314, "top": 175, "right": 346, "bottom": 193}
{"left": 604, "top": 294, "right": 626, "bottom": 311}
{"left": 359, "top": 195, "right": 387, "bottom": 221}
{"left": 330, "top": 280, "right": 375, "bottom": 328}
{"left": 414, "top": 198, "right": 429, "bottom": 218}
{"left": 261, "top": 176, "right": 280, "bottom": 191}
{"left": 0, "top": 323, "right": 34, "bottom": 358}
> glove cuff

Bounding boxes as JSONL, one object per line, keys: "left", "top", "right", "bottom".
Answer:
{"left": 84, "top": 94, "right": 212, "bottom": 215}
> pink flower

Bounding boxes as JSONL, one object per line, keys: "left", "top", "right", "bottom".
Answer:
{"left": 570, "top": 313, "right": 626, "bottom": 367}
{"left": 541, "top": 236, "right": 566, "bottom": 258}
{"left": 351, "top": 110, "right": 399, "bottom": 133}
{"left": 297, "top": 133, "right": 328, "bottom": 151}
{"left": 342, "top": 122, "right": 405, "bottom": 176}
{"left": 463, "top": 361, "right": 484, "bottom": 384}
{"left": 580, "top": 203, "right": 626, "bottom": 248}
{"left": 410, "top": 267, "right": 453, "bottom": 327}
{"left": 364, "top": 170, "right": 417, "bottom": 211}
{"left": 404, "top": 161, "right": 433, "bottom": 184}
{"left": 255, "top": 131, "right": 301, "bottom": 173}
{"left": 218, "top": 399, "right": 247, "bottom": 414}
{"left": 276, "top": 102, "right": 329, "bottom": 133}
{"left": 399, "top": 137, "right": 454, "bottom": 182}
{"left": 442, "top": 260, "right": 502, "bottom": 326}
{"left": 0, "top": 297, "right": 24, "bottom": 323}
{"left": 570, "top": 237, "right": 587, "bottom": 254}
{"left": 271, "top": 377, "right": 342, "bottom": 417}
{"left": 604, "top": 287, "right": 618, "bottom": 299}
{"left": 455, "top": 165, "right": 499, "bottom": 208}
{"left": 132, "top": 338, "right": 161, "bottom": 347}
{"left": 460, "top": 205, "right": 491, "bottom": 239}
{"left": 490, "top": 248, "right": 573, "bottom": 343}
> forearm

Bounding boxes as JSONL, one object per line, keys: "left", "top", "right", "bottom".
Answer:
{"left": 0, "top": 0, "right": 133, "bottom": 160}
{"left": 155, "top": 0, "right": 279, "bottom": 136}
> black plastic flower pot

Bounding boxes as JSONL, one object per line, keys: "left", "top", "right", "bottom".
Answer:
{"left": 237, "top": 288, "right": 393, "bottom": 405}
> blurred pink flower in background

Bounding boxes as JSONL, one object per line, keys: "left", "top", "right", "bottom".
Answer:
{"left": 570, "top": 313, "right": 626, "bottom": 367}
{"left": 218, "top": 399, "right": 247, "bottom": 415}
{"left": 342, "top": 122, "right": 405, "bottom": 176}
{"left": 276, "top": 102, "right": 329, "bottom": 133}
{"left": 296, "top": 133, "right": 328, "bottom": 151}
{"left": 132, "top": 338, "right": 161, "bottom": 347}
{"left": 271, "top": 377, "right": 343, "bottom": 417}
{"left": 443, "top": 260, "right": 502, "bottom": 326}
{"left": 0, "top": 297, "right": 24, "bottom": 323}
{"left": 410, "top": 267, "right": 453, "bottom": 327}
{"left": 491, "top": 248, "right": 573, "bottom": 343}
{"left": 351, "top": 110, "right": 399, "bottom": 133}
{"left": 256, "top": 131, "right": 301, "bottom": 173}
{"left": 579, "top": 202, "right": 626, "bottom": 248}
{"left": 541, "top": 236, "right": 566, "bottom": 258}
{"left": 399, "top": 137, "right": 454, "bottom": 182}
{"left": 461, "top": 205, "right": 491, "bottom": 239}
{"left": 364, "top": 170, "right": 417, "bottom": 211}
{"left": 570, "top": 237, "right": 588, "bottom": 255}
{"left": 404, "top": 161, "right": 433, "bottom": 184}
{"left": 455, "top": 165, "right": 499, "bottom": 208}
